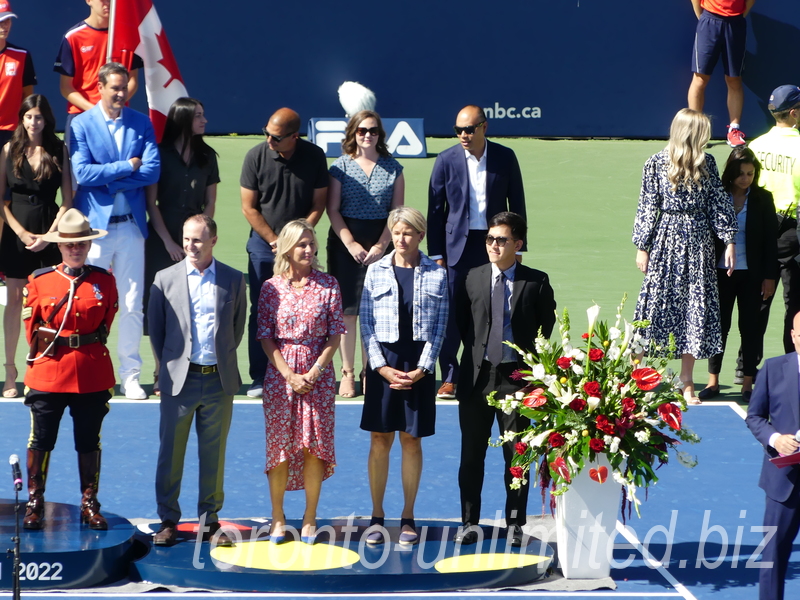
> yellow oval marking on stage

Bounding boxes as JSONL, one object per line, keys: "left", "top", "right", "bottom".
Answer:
{"left": 211, "top": 541, "right": 360, "bottom": 571}
{"left": 434, "top": 553, "right": 550, "bottom": 573}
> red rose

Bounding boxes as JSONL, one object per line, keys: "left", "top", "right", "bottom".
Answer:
{"left": 596, "top": 414, "right": 617, "bottom": 435}
{"left": 509, "top": 466, "right": 524, "bottom": 479}
{"left": 550, "top": 457, "right": 571, "bottom": 483}
{"left": 556, "top": 356, "right": 573, "bottom": 370}
{"left": 515, "top": 441, "right": 528, "bottom": 455}
{"left": 658, "top": 402, "right": 682, "bottom": 430}
{"left": 631, "top": 367, "right": 662, "bottom": 391}
{"left": 622, "top": 397, "right": 637, "bottom": 415}
{"left": 549, "top": 432, "right": 566, "bottom": 447}
{"left": 589, "top": 348, "right": 604, "bottom": 362}
{"left": 583, "top": 381, "right": 602, "bottom": 397}
{"left": 589, "top": 438, "right": 605, "bottom": 452}
{"left": 569, "top": 398, "right": 587, "bottom": 411}
{"left": 523, "top": 387, "right": 548, "bottom": 408}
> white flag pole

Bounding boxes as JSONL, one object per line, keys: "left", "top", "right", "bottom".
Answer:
{"left": 107, "top": 0, "right": 117, "bottom": 63}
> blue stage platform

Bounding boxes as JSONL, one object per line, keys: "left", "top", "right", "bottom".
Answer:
{"left": 0, "top": 399, "right": 796, "bottom": 598}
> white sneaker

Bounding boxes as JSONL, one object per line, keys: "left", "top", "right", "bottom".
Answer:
{"left": 123, "top": 376, "right": 148, "bottom": 400}
{"left": 246, "top": 380, "right": 263, "bottom": 398}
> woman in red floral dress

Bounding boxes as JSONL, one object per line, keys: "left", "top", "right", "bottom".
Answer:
{"left": 257, "top": 219, "right": 345, "bottom": 544}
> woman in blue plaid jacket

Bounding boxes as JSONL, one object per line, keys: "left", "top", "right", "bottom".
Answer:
{"left": 359, "top": 206, "right": 448, "bottom": 546}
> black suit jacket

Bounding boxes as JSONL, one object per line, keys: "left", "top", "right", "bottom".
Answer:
{"left": 455, "top": 263, "right": 556, "bottom": 398}
{"left": 427, "top": 140, "right": 526, "bottom": 266}
{"left": 714, "top": 185, "right": 778, "bottom": 281}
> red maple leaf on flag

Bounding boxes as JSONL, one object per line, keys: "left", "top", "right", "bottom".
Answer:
{"left": 155, "top": 30, "right": 182, "bottom": 89}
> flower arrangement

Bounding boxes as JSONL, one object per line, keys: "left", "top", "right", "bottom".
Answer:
{"left": 488, "top": 296, "right": 699, "bottom": 517}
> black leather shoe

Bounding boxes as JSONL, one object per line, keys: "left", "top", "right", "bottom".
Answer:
{"left": 697, "top": 386, "right": 720, "bottom": 400}
{"left": 153, "top": 520, "right": 177, "bottom": 546}
{"left": 454, "top": 526, "right": 479, "bottom": 545}
{"left": 508, "top": 524, "right": 525, "bottom": 547}
{"left": 204, "top": 522, "right": 235, "bottom": 547}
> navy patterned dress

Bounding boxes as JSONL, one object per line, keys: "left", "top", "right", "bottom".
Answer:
{"left": 632, "top": 150, "right": 737, "bottom": 359}
{"left": 327, "top": 154, "right": 403, "bottom": 314}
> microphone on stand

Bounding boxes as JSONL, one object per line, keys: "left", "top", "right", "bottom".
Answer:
{"left": 9, "top": 454, "right": 22, "bottom": 492}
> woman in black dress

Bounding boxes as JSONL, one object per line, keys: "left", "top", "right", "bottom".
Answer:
{"left": 0, "top": 95, "right": 72, "bottom": 398}
{"left": 144, "top": 97, "right": 219, "bottom": 394}
{"left": 359, "top": 207, "right": 448, "bottom": 545}
{"left": 698, "top": 147, "right": 778, "bottom": 402}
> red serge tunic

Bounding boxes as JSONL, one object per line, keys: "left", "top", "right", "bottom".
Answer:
{"left": 23, "top": 264, "right": 118, "bottom": 393}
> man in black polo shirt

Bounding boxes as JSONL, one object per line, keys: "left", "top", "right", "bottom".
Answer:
{"left": 240, "top": 107, "right": 328, "bottom": 397}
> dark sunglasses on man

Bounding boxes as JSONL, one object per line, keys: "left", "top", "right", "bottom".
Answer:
{"left": 454, "top": 122, "right": 485, "bottom": 136}
{"left": 262, "top": 127, "right": 296, "bottom": 143}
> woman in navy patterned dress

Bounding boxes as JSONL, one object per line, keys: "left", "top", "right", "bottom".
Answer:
{"left": 326, "top": 110, "right": 405, "bottom": 397}
{"left": 632, "top": 109, "right": 737, "bottom": 404}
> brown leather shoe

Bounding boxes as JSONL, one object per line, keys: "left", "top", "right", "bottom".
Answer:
{"left": 436, "top": 382, "right": 456, "bottom": 399}
{"left": 203, "top": 522, "right": 235, "bottom": 547}
{"left": 153, "top": 520, "right": 178, "bottom": 546}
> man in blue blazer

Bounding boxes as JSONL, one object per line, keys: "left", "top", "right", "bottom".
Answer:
{"left": 70, "top": 62, "right": 160, "bottom": 399}
{"left": 746, "top": 311, "right": 800, "bottom": 600}
{"left": 427, "top": 105, "right": 526, "bottom": 399}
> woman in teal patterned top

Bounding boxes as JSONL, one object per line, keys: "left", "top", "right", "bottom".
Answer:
{"left": 326, "top": 110, "right": 405, "bottom": 397}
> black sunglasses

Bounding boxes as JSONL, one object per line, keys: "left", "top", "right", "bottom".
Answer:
{"left": 454, "top": 122, "right": 485, "bottom": 136}
{"left": 485, "top": 235, "right": 513, "bottom": 247}
{"left": 262, "top": 127, "right": 296, "bottom": 143}
{"left": 355, "top": 127, "right": 380, "bottom": 136}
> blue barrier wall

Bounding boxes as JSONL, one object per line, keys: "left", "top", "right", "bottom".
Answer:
{"left": 13, "top": 1, "right": 800, "bottom": 139}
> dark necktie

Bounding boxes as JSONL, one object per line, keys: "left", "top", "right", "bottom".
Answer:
{"left": 487, "top": 272, "right": 505, "bottom": 366}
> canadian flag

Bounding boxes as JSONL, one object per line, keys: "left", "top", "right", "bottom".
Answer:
{"left": 108, "top": 0, "right": 188, "bottom": 141}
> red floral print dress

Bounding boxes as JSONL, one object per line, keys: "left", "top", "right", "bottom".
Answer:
{"left": 257, "top": 269, "right": 345, "bottom": 490}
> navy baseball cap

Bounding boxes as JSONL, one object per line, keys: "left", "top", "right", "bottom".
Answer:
{"left": 768, "top": 85, "right": 800, "bottom": 112}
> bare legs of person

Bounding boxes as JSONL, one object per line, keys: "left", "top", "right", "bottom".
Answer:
{"left": 687, "top": 73, "right": 710, "bottom": 112}
{"left": 680, "top": 353, "right": 701, "bottom": 405}
{"left": 339, "top": 315, "right": 358, "bottom": 397}
{"left": 3, "top": 278, "right": 25, "bottom": 398}
{"left": 368, "top": 431, "right": 422, "bottom": 542}
{"left": 266, "top": 450, "right": 325, "bottom": 543}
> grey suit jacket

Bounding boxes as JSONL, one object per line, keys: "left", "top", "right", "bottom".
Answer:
{"left": 148, "top": 258, "right": 247, "bottom": 397}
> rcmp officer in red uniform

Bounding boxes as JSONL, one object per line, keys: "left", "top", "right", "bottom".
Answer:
{"left": 21, "top": 208, "right": 118, "bottom": 530}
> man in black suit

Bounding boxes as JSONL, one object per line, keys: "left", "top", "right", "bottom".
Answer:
{"left": 454, "top": 212, "right": 555, "bottom": 546}
{"left": 746, "top": 310, "right": 800, "bottom": 600}
{"left": 427, "top": 105, "right": 526, "bottom": 400}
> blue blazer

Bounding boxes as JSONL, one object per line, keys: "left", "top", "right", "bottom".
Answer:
{"left": 427, "top": 139, "right": 526, "bottom": 266}
{"left": 70, "top": 104, "right": 161, "bottom": 237}
{"left": 746, "top": 352, "right": 800, "bottom": 503}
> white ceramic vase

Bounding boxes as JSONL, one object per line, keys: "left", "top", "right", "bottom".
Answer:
{"left": 554, "top": 454, "right": 620, "bottom": 579}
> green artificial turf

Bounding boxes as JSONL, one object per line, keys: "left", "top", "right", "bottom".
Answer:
{"left": 1, "top": 136, "right": 783, "bottom": 401}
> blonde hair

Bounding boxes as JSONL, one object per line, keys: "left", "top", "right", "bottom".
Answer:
{"left": 387, "top": 206, "right": 427, "bottom": 234}
{"left": 273, "top": 219, "right": 322, "bottom": 275}
{"left": 666, "top": 108, "right": 711, "bottom": 191}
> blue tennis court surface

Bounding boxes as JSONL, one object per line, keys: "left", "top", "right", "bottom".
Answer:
{"left": 0, "top": 398, "right": 797, "bottom": 599}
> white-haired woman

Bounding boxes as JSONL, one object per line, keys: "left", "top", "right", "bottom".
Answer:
{"left": 359, "top": 207, "right": 448, "bottom": 545}
{"left": 632, "top": 108, "right": 737, "bottom": 404}
{"left": 257, "top": 219, "right": 345, "bottom": 544}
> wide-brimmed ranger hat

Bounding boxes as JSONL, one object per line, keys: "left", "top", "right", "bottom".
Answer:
{"left": 41, "top": 208, "right": 107, "bottom": 243}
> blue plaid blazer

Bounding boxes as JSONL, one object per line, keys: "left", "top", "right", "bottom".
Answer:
{"left": 359, "top": 251, "right": 449, "bottom": 373}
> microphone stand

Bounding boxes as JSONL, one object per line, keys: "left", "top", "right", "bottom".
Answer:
{"left": 6, "top": 484, "right": 21, "bottom": 600}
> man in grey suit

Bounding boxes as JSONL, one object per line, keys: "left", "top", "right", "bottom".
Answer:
{"left": 148, "top": 215, "right": 246, "bottom": 547}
